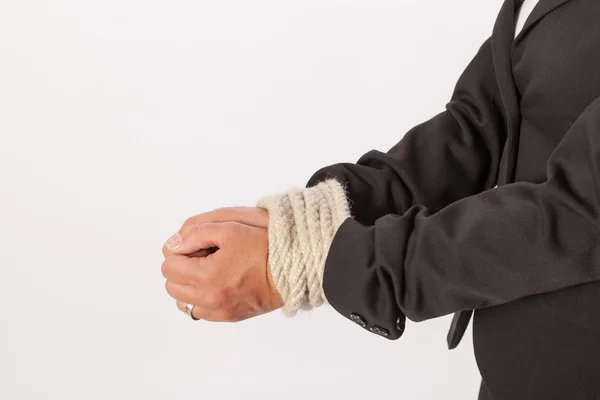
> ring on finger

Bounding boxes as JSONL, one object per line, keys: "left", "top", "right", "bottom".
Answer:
{"left": 184, "top": 303, "right": 201, "bottom": 321}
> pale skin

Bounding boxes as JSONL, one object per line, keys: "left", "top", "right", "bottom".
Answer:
{"left": 161, "top": 207, "right": 284, "bottom": 322}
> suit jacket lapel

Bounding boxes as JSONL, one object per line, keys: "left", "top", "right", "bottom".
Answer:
{"left": 492, "top": 0, "right": 575, "bottom": 184}
{"left": 492, "top": 0, "right": 522, "bottom": 184}
{"left": 513, "top": 0, "right": 574, "bottom": 45}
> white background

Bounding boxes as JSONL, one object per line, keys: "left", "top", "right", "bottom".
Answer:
{"left": 0, "top": 1, "right": 503, "bottom": 399}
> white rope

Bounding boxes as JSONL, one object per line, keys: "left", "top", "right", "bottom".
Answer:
{"left": 256, "top": 179, "right": 352, "bottom": 316}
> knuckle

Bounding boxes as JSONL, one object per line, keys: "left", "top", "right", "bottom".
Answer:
{"left": 164, "top": 280, "right": 175, "bottom": 297}
{"left": 161, "top": 260, "right": 170, "bottom": 279}
{"left": 183, "top": 216, "right": 197, "bottom": 230}
{"left": 162, "top": 256, "right": 181, "bottom": 277}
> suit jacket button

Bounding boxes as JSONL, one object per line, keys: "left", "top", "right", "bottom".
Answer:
{"left": 369, "top": 325, "right": 390, "bottom": 337}
{"left": 350, "top": 313, "right": 367, "bottom": 328}
{"left": 396, "top": 316, "right": 406, "bottom": 333}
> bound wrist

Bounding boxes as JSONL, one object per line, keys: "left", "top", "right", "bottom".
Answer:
{"left": 256, "top": 178, "right": 351, "bottom": 316}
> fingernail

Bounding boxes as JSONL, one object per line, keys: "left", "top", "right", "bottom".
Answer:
{"left": 165, "top": 233, "right": 182, "bottom": 251}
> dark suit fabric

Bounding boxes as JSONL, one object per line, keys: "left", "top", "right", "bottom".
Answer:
{"left": 306, "top": 0, "right": 600, "bottom": 398}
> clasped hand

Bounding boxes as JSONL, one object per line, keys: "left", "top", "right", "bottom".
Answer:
{"left": 161, "top": 207, "right": 283, "bottom": 321}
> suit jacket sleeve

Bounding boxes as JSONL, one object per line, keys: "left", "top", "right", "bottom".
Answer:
{"left": 322, "top": 94, "right": 600, "bottom": 339}
{"left": 305, "top": 36, "right": 506, "bottom": 338}
{"left": 306, "top": 36, "right": 506, "bottom": 227}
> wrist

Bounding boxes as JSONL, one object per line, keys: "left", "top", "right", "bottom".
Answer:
{"left": 256, "top": 178, "right": 351, "bottom": 316}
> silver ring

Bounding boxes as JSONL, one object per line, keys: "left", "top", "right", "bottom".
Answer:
{"left": 185, "top": 303, "right": 200, "bottom": 321}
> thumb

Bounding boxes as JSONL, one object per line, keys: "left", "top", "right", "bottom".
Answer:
{"left": 164, "top": 222, "right": 228, "bottom": 255}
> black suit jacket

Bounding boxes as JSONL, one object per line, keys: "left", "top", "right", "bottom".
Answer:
{"left": 307, "top": 0, "right": 600, "bottom": 350}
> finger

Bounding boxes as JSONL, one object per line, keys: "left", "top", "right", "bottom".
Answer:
{"left": 188, "top": 248, "right": 215, "bottom": 258}
{"left": 163, "top": 207, "right": 268, "bottom": 257}
{"left": 164, "top": 280, "right": 197, "bottom": 305}
{"left": 180, "top": 207, "right": 269, "bottom": 234}
{"left": 161, "top": 255, "right": 201, "bottom": 286}
{"left": 166, "top": 222, "right": 235, "bottom": 255}
{"left": 163, "top": 244, "right": 212, "bottom": 259}
{"left": 176, "top": 300, "right": 202, "bottom": 320}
